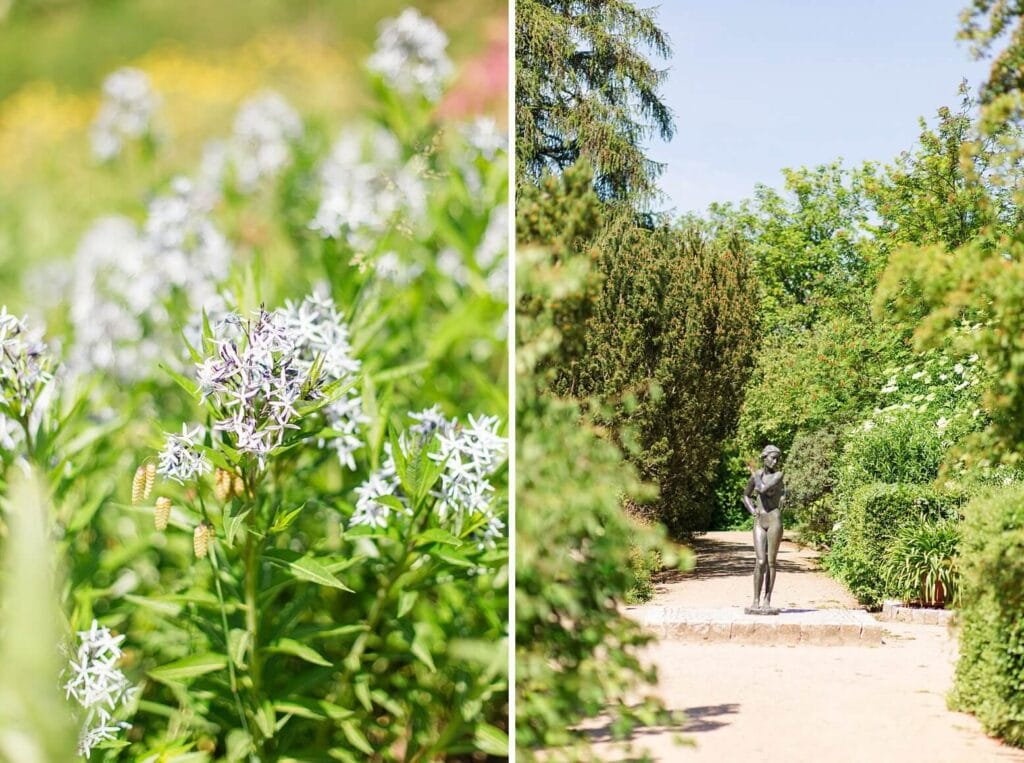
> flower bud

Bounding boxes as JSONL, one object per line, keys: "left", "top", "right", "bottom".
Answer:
{"left": 233, "top": 474, "right": 245, "bottom": 499}
{"left": 143, "top": 463, "right": 156, "bottom": 500}
{"left": 193, "top": 522, "right": 210, "bottom": 559}
{"left": 154, "top": 497, "right": 171, "bottom": 531}
{"left": 214, "top": 468, "right": 231, "bottom": 502}
{"left": 131, "top": 466, "right": 146, "bottom": 505}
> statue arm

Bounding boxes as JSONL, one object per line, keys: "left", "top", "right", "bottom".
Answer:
{"left": 742, "top": 475, "right": 759, "bottom": 516}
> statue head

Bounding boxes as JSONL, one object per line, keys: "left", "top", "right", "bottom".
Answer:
{"left": 761, "top": 444, "right": 781, "bottom": 471}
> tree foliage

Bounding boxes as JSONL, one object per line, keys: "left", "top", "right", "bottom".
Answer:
{"left": 553, "top": 219, "right": 756, "bottom": 535}
{"left": 709, "top": 163, "right": 881, "bottom": 334}
{"left": 515, "top": 0, "right": 674, "bottom": 204}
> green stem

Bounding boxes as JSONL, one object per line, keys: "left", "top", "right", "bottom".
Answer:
{"left": 199, "top": 492, "right": 259, "bottom": 763}
{"left": 343, "top": 534, "right": 416, "bottom": 677}
{"left": 244, "top": 532, "right": 262, "bottom": 699}
{"left": 208, "top": 544, "right": 253, "bottom": 740}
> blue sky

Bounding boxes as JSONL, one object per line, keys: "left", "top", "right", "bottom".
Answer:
{"left": 645, "top": 1, "right": 990, "bottom": 214}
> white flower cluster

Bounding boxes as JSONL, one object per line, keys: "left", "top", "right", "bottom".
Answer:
{"left": 63, "top": 620, "right": 136, "bottom": 759}
{"left": 144, "top": 177, "right": 232, "bottom": 299}
{"left": 350, "top": 407, "right": 506, "bottom": 550}
{"left": 193, "top": 307, "right": 315, "bottom": 470}
{"left": 477, "top": 203, "right": 509, "bottom": 299}
{"left": 228, "top": 91, "right": 303, "bottom": 192}
{"left": 309, "top": 125, "right": 427, "bottom": 249}
{"left": 68, "top": 179, "right": 231, "bottom": 380}
{"left": 279, "top": 293, "right": 366, "bottom": 469}
{"left": 366, "top": 8, "right": 453, "bottom": 101}
{"left": 0, "top": 308, "right": 54, "bottom": 451}
{"left": 462, "top": 117, "right": 506, "bottom": 161}
{"left": 157, "top": 423, "right": 212, "bottom": 484}
{"left": 432, "top": 413, "right": 505, "bottom": 542}
{"left": 90, "top": 68, "right": 159, "bottom": 161}
{"left": 876, "top": 348, "right": 982, "bottom": 419}
{"left": 169, "top": 296, "right": 360, "bottom": 474}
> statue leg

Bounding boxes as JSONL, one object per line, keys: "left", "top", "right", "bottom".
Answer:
{"left": 764, "top": 510, "right": 782, "bottom": 607}
{"left": 752, "top": 519, "right": 767, "bottom": 608}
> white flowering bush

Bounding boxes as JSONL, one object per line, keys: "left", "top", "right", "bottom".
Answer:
{"left": 90, "top": 67, "right": 160, "bottom": 161}
{"left": 134, "top": 296, "right": 507, "bottom": 760}
{"left": 0, "top": 6, "right": 508, "bottom": 760}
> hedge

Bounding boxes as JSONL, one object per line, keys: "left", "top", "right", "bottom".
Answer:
{"left": 951, "top": 486, "right": 1024, "bottom": 747}
{"left": 827, "top": 482, "right": 965, "bottom": 605}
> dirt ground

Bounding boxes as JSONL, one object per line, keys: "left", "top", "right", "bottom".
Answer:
{"left": 587, "top": 531, "right": 1024, "bottom": 763}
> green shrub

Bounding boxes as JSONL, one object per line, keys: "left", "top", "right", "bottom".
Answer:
{"left": 881, "top": 515, "right": 961, "bottom": 606}
{"left": 786, "top": 428, "right": 842, "bottom": 546}
{"left": 736, "top": 315, "right": 902, "bottom": 454}
{"left": 562, "top": 221, "right": 756, "bottom": 536}
{"left": 840, "top": 409, "right": 952, "bottom": 486}
{"left": 827, "top": 482, "right": 965, "bottom": 606}
{"left": 625, "top": 543, "right": 662, "bottom": 605}
{"left": 951, "top": 486, "right": 1024, "bottom": 747}
{"left": 710, "top": 447, "right": 755, "bottom": 530}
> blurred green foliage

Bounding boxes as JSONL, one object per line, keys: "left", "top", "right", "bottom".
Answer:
{"left": 515, "top": 164, "right": 687, "bottom": 760}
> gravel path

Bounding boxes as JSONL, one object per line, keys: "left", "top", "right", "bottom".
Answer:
{"left": 587, "top": 531, "right": 1024, "bottom": 762}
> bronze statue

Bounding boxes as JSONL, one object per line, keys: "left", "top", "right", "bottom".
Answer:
{"left": 743, "top": 445, "right": 785, "bottom": 614}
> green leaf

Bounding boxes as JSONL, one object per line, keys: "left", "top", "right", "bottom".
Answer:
{"left": 273, "top": 697, "right": 353, "bottom": 722}
{"left": 397, "top": 590, "right": 418, "bottom": 618}
{"left": 328, "top": 748, "right": 359, "bottom": 763}
{"left": 123, "top": 594, "right": 183, "bottom": 618}
{"left": 411, "top": 625, "right": 436, "bottom": 673}
{"left": 148, "top": 654, "right": 227, "bottom": 684}
{"left": 340, "top": 720, "right": 374, "bottom": 755}
{"left": 474, "top": 723, "right": 509, "bottom": 756}
{"left": 226, "top": 508, "right": 250, "bottom": 547}
{"left": 372, "top": 360, "right": 428, "bottom": 383}
{"left": 388, "top": 427, "right": 408, "bottom": 486}
{"left": 226, "top": 729, "right": 254, "bottom": 762}
{"left": 267, "top": 638, "right": 332, "bottom": 667}
{"left": 374, "top": 494, "right": 406, "bottom": 513}
{"left": 263, "top": 549, "right": 353, "bottom": 591}
{"left": 159, "top": 364, "right": 200, "bottom": 399}
{"left": 436, "top": 550, "right": 474, "bottom": 568}
{"left": 270, "top": 504, "right": 305, "bottom": 534}
{"left": 228, "top": 629, "right": 250, "bottom": 670}
{"left": 255, "top": 701, "right": 276, "bottom": 739}
{"left": 291, "top": 623, "right": 368, "bottom": 640}
{"left": 415, "top": 528, "right": 460, "bottom": 547}
{"left": 354, "top": 679, "right": 372, "bottom": 712}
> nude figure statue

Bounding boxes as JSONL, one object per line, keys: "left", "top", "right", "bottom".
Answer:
{"left": 742, "top": 445, "right": 786, "bottom": 614}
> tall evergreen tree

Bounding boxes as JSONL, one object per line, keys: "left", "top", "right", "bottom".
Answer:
{"left": 516, "top": 0, "right": 675, "bottom": 204}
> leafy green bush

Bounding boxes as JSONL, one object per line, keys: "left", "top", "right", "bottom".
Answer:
{"left": 839, "top": 409, "right": 951, "bottom": 486}
{"left": 951, "top": 486, "right": 1024, "bottom": 746}
{"left": 516, "top": 164, "right": 687, "bottom": 760}
{"left": 881, "top": 515, "right": 960, "bottom": 606}
{"left": 736, "top": 314, "right": 903, "bottom": 456}
{"left": 709, "top": 447, "right": 754, "bottom": 531}
{"left": 785, "top": 428, "right": 842, "bottom": 546}
{"left": 561, "top": 221, "right": 756, "bottom": 535}
{"left": 826, "top": 482, "right": 965, "bottom": 606}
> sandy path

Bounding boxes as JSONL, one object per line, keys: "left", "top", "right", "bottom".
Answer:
{"left": 587, "top": 531, "right": 1024, "bottom": 762}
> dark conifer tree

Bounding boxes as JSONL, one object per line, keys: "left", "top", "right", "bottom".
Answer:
{"left": 516, "top": 0, "right": 675, "bottom": 204}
